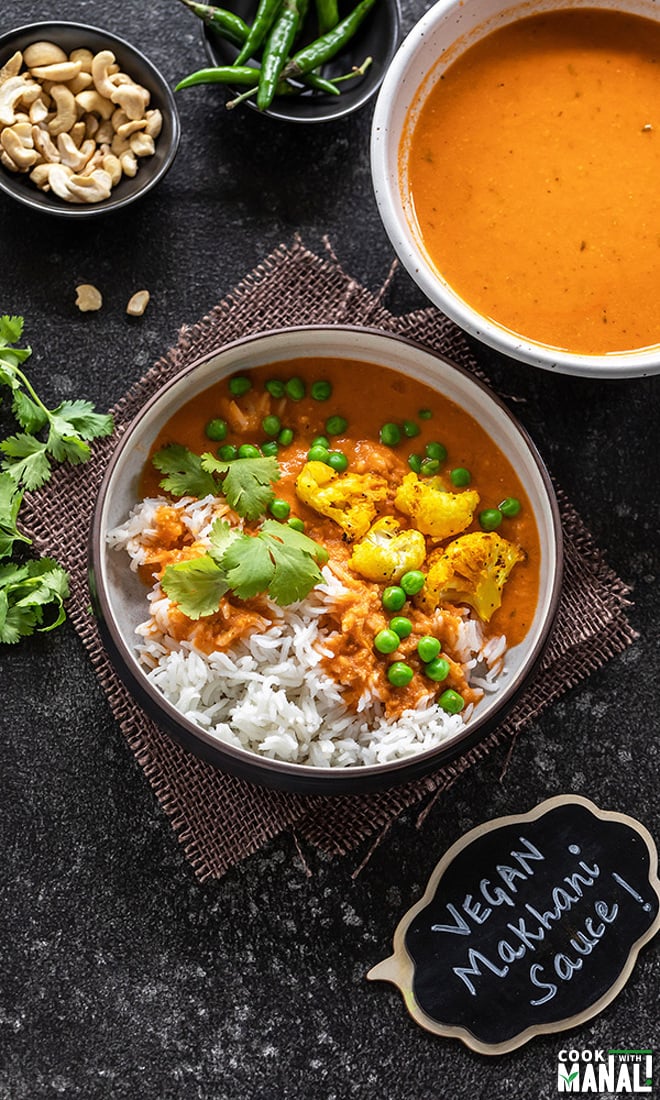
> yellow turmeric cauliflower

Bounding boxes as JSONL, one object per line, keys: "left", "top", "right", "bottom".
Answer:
{"left": 417, "top": 531, "right": 525, "bottom": 621}
{"left": 349, "top": 516, "right": 426, "bottom": 583}
{"left": 295, "top": 461, "right": 388, "bottom": 540}
{"left": 394, "top": 472, "right": 479, "bottom": 540}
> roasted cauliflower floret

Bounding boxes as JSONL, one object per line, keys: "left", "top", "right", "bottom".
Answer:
{"left": 417, "top": 531, "right": 525, "bottom": 621}
{"left": 394, "top": 472, "right": 480, "bottom": 540}
{"left": 295, "top": 461, "right": 388, "bottom": 540}
{"left": 349, "top": 516, "right": 426, "bottom": 583}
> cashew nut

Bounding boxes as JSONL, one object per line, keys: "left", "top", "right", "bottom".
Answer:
{"left": 126, "top": 290, "right": 150, "bottom": 317}
{"left": 0, "top": 127, "right": 38, "bottom": 170}
{"left": 67, "top": 168, "right": 112, "bottom": 202}
{"left": 57, "top": 132, "right": 95, "bottom": 171}
{"left": 129, "top": 132, "right": 154, "bottom": 158}
{"left": 29, "top": 95, "right": 49, "bottom": 124}
{"left": 144, "top": 109, "right": 163, "bottom": 140}
{"left": 30, "top": 61, "right": 82, "bottom": 83}
{"left": 110, "top": 81, "right": 150, "bottom": 121}
{"left": 75, "top": 89, "right": 114, "bottom": 120}
{"left": 0, "top": 75, "right": 41, "bottom": 126}
{"left": 90, "top": 50, "right": 117, "bottom": 100}
{"left": 45, "top": 162, "right": 75, "bottom": 199}
{"left": 69, "top": 48, "right": 94, "bottom": 73}
{"left": 68, "top": 71, "right": 93, "bottom": 95}
{"left": 32, "top": 125, "right": 60, "bottom": 163}
{"left": 119, "top": 150, "right": 137, "bottom": 177}
{"left": 100, "top": 152, "right": 122, "bottom": 186}
{"left": 47, "top": 84, "right": 77, "bottom": 136}
{"left": 69, "top": 120, "right": 86, "bottom": 147}
{"left": 29, "top": 162, "right": 52, "bottom": 190}
{"left": 95, "top": 119, "right": 114, "bottom": 145}
{"left": 0, "top": 51, "right": 23, "bottom": 87}
{"left": 75, "top": 284, "right": 103, "bottom": 312}
{"left": 23, "top": 41, "right": 68, "bottom": 68}
{"left": 83, "top": 112, "right": 99, "bottom": 139}
{"left": 116, "top": 118, "right": 147, "bottom": 140}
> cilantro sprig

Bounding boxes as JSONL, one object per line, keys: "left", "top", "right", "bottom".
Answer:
{"left": 153, "top": 443, "right": 280, "bottom": 520}
{"left": 0, "top": 314, "right": 113, "bottom": 643}
{"left": 161, "top": 518, "right": 328, "bottom": 617}
{"left": 0, "top": 315, "right": 113, "bottom": 491}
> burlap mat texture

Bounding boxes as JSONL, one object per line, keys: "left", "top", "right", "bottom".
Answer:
{"left": 21, "top": 240, "right": 637, "bottom": 881}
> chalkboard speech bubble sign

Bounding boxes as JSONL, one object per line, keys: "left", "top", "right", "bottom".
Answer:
{"left": 367, "top": 796, "right": 660, "bottom": 1055}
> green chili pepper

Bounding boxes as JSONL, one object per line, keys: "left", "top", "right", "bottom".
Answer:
{"left": 315, "top": 0, "right": 339, "bottom": 34}
{"left": 175, "top": 65, "right": 262, "bottom": 91}
{"left": 235, "top": 0, "right": 283, "bottom": 67}
{"left": 258, "top": 0, "right": 306, "bottom": 111}
{"left": 176, "top": 0, "right": 250, "bottom": 47}
{"left": 282, "top": 0, "right": 378, "bottom": 79}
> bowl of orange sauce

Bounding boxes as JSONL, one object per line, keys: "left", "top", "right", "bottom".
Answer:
{"left": 371, "top": 0, "right": 660, "bottom": 377}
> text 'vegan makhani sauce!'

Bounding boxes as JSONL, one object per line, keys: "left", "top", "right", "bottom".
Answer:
{"left": 404, "top": 9, "right": 660, "bottom": 355}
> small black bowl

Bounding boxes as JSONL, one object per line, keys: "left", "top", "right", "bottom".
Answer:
{"left": 199, "top": 0, "right": 401, "bottom": 123}
{"left": 0, "top": 21, "right": 180, "bottom": 217}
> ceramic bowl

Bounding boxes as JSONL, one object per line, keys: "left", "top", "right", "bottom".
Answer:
{"left": 0, "top": 21, "right": 180, "bottom": 217}
{"left": 370, "top": 0, "right": 660, "bottom": 378}
{"left": 90, "top": 326, "right": 563, "bottom": 794}
{"left": 199, "top": 0, "right": 401, "bottom": 123}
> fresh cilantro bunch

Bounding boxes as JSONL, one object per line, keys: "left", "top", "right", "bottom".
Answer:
{"left": 0, "top": 315, "right": 113, "bottom": 490}
{"left": 0, "top": 314, "right": 113, "bottom": 643}
{"left": 161, "top": 518, "right": 329, "bottom": 617}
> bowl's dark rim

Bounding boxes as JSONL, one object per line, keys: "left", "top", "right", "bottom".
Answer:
{"left": 89, "top": 324, "right": 564, "bottom": 794}
{"left": 0, "top": 21, "right": 181, "bottom": 218}
{"left": 199, "top": 0, "right": 402, "bottom": 124}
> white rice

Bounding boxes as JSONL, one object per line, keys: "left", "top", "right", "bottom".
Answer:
{"left": 108, "top": 496, "right": 508, "bottom": 768}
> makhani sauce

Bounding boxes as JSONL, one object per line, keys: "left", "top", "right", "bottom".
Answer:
{"left": 405, "top": 9, "right": 660, "bottom": 354}
{"left": 139, "top": 358, "right": 540, "bottom": 719}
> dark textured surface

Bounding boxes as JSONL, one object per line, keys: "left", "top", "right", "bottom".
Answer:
{"left": 0, "top": 2, "right": 658, "bottom": 1097}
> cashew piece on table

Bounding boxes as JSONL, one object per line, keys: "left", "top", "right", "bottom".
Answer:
{"left": 75, "top": 284, "right": 103, "bottom": 312}
{"left": 126, "top": 290, "right": 150, "bottom": 317}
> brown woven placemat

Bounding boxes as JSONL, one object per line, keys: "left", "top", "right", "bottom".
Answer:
{"left": 21, "top": 238, "right": 637, "bottom": 881}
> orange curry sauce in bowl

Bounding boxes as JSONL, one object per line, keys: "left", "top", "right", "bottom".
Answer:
{"left": 92, "top": 327, "right": 562, "bottom": 793}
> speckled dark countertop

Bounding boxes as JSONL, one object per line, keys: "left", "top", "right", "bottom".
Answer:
{"left": 0, "top": 2, "right": 658, "bottom": 1097}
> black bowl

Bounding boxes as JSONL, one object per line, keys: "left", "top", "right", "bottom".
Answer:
{"left": 199, "top": 0, "right": 401, "bottom": 122}
{"left": 0, "top": 21, "right": 180, "bottom": 218}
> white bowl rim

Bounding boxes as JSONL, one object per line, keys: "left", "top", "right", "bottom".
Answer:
{"left": 370, "top": 0, "right": 660, "bottom": 379}
{"left": 91, "top": 324, "right": 564, "bottom": 791}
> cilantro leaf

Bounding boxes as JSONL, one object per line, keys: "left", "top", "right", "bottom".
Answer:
{"left": 0, "top": 472, "right": 31, "bottom": 559}
{"left": 0, "top": 433, "right": 52, "bottom": 490}
{"left": 51, "top": 400, "right": 115, "bottom": 441}
{"left": 160, "top": 554, "right": 230, "bottom": 619}
{"left": 208, "top": 518, "right": 242, "bottom": 561}
{"left": 0, "top": 557, "right": 69, "bottom": 642}
{"left": 153, "top": 444, "right": 218, "bottom": 499}
{"left": 258, "top": 520, "right": 326, "bottom": 604}
{"left": 0, "top": 315, "right": 24, "bottom": 345}
{"left": 202, "top": 454, "right": 279, "bottom": 520}
{"left": 221, "top": 533, "right": 275, "bottom": 599}
{"left": 12, "top": 388, "right": 48, "bottom": 434}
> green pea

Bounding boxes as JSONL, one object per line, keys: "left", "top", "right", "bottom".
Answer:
{"left": 380, "top": 422, "right": 401, "bottom": 446}
{"left": 480, "top": 508, "right": 503, "bottom": 531}
{"left": 382, "top": 586, "right": 406, "bottom": 612}
{"left": 311, "top": 380, "right": 332, "bottom": 401}
{"left": 327, "top": 451, "right": 348, "bottom": 473}
{"left": 229, "top": 376, "right": 251, "bottom": 396}
{"left": 374, "top": 629, "right": 400, "bottom": 655}
{"left": 326, "top": 415, "right": 348, "bottom": 436}
{"left": 285, "top": 377, "right": 305, "bottom": 401}
{"left": 450, "top": 467, "right": 472, "bottom": 487}
{"left": 419, "top": 408, "right": 432, "bottom": 420}
{"left": 420, "top": 457, "right": 440, "bottom": 476}
{"left": 417, "top": 636, "right": 441, "bottom": 663}
{"left": 217, "top": 443, "right": 237, "bottom": 461}
{"left": 387, "top": 661, "right": 414, "bottom": 687}
{"left": 260, "top": 441, "right": 278, "bottom": 458}
{"left": 287, "top": 517, "right": 305, "bottom": 532}
{"left": 265, "top": 379, "right": 285, "bottom": 398}
{"left": 205, "top": 418, "right": 227, "bottom": 442}
{"left": 308, "top": 444, "right": 330, "bottom": 463}
{"left": 500, "top": 497, "right": 521, "bottom": 517}
{"left": 426, "top": 441, "right": 447, "bottom": 463}
{"left": 408, "top": 453, "right": 422, "bottom": 474}
{"left": 311, "top": 434, "right": 329, "bottom": 448}
{"left": 400, "top": 570, "right": 425, "bottom": 596}
{"left": 425, "top": 656, "right": 450, "bottom": 682}
{"left": 403, "top": 420, "right": 420, "bottom": 438}
{"left": 438, "top": 689, "right": 465, "bottom": 714}
{"left": 390, "top": 616, "right": 412, "bottom": 639}
{"left": 269, "top": 498, "right": 291, "bottom": 520}
{"left": 278, "top": 428, "right": 294, "bottom": 447}
{"left": 238, "top": 443, "right": 260, "bottom": 459}
{"left": 262, "top": 414, "right": 281, "bottom": 437}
